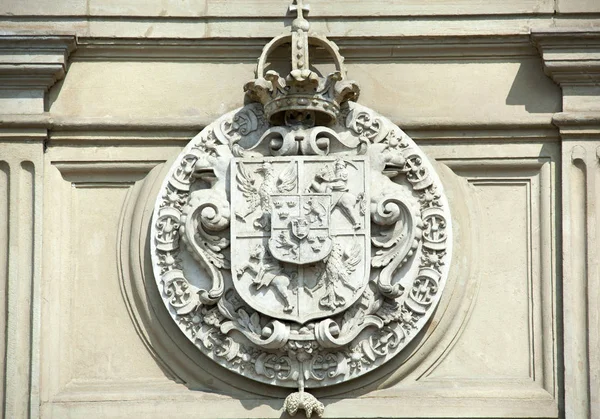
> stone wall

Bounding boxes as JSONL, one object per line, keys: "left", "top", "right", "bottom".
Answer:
{"left": 1, "top": 1, "right": 599, "bottom": 418}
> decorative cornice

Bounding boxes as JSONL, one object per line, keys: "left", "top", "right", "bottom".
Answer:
{"left": 0, "top": 35, "right": 76, "bottom": 90}
{"left": 552, "top": 112, "right": 600, "bottom": 138}
{"left": 72, "top": 35, "right": 537, "bottom": 62}
{"left": 553, "top": 112, "right": 600, "bottom": 126}
{"left": 531, "top": 29, "right": 600, "bottom": 86}
{"left": 0, "top": 113, "right": 558, "bottom": 144}
{"left": 0, "top": 113, "right": 554, "bottom": 131}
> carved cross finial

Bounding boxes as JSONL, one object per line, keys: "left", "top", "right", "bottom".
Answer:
{"left": 289, "top": 0, "right": 310, "bottom": 31}
{"left": 289, "top": 0, "right": 309, "bottom": 20}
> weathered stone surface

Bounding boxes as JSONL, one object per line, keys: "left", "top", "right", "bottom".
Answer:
{"left": 1, "top": 0, "right": 598, "bottom": 418}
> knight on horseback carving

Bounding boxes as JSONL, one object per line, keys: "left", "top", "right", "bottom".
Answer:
{"left": 237, "top": 244, "right": 296, "bottom": 313}
{"left": 307, "top": 158, "right": 362, "bottom": 229}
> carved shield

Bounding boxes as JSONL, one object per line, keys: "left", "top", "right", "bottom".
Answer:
{"left": 230, "top": 156, "right": 371, "bottom": 323}
{"left": 268, "top": 194, "right": 332, "bottom": 264}
{"left": 291, "top": 216, "right": 310, "bottom": 239}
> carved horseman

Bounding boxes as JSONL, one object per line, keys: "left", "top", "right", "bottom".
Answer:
{"left": 307, "top": 158, "right": 363, "bottom": 229}
{"left": 237, "top": 244, "right": 295, "bottom": 313}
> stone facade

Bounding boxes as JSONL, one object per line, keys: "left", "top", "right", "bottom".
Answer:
{"left": 0, "top": 1, "right": 599, "bottom": 418}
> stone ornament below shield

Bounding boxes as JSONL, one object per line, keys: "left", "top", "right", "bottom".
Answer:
{"left": 149, "top": 1, "right": 452, "bottom": 417}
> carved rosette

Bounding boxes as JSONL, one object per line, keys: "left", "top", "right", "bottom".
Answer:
{"left": 150, "top": 102, "right": 452, "bottom": 392}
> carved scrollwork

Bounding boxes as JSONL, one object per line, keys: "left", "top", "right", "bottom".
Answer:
{"left": 162, "top": 270, "right": 199, "bottom": 315}
{"left": 180, "top": 193, "right": 230, "bottom": 305}
{"left": 347, "top": 109, "right": 385, "bottom": 143}
{"left": 421, "top": 207, "right": 448, "bottom": 251}
{"left": 370, "top": 195, "right": 422, "bottom": 298}
{"left": 255, "top": 353, "right": 299, "bottom": 381}
{"left": 242, "top": 125, "right": 360, "bottom": 157}
{"left": 221, "top": 313, "right": 291, "bottom": 350}
{"left": 405, "top": 268, "right": 441, "bottom": 315}
{"left": 170, "top": 154, "right": 199, "bottom": 191}
{"left": 402, "top": 153, "right": 434, "bottom": 190}
{"left": 150, "top": 100, "right": 452, "bottom": 410}
{"left": 215, "top": 104, "right": 268, "bottom": 157}
{"left": 307, "top": 352, "right": 347, "bottom": 380}
{"left": 155, "top": 206, "right": 181, "bottom": 252}
{"left": 314, "top": 317, "right": 384, "bottom": 349}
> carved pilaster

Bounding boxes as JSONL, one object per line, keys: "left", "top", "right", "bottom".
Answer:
{"left": 532, "top": 29, "right": 600, "bottom": 419}
{"left": 0, "top": 34, "right": 74, "bottom": 419}
{"left": 0, "top": 141, "right": 44, "bottom": 419}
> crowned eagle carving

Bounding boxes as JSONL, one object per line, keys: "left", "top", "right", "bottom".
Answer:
{"left": 235, "top": 161, "right": 297, "bottom": 230}
{"left": 307, "top": 239, "right": 362, "bottom": 310}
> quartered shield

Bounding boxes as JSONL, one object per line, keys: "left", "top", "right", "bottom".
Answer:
{"left": 269, "top": 194, "right": 332, "bottom": 265}
{"left": 230, "top": 156, "right": 370, "bottom": 323}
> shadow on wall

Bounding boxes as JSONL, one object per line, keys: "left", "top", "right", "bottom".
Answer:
{"left": 505, "top": 57, "right": 562, "bottom": 114}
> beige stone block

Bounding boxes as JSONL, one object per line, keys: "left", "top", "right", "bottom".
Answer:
{"left": 1, "top": 0, "right": 553, "bottom": 17}
{"left": 4, "top": 16, "right": 600, "bottom": 39}
{"left": 562, "top": 86, "right": 600, "bottom": 113}
{"left": 0, "top": 19, "right": 91, "bottom": 36}
{"left": 85, "top": 0, "right": 554, "bottom": 17}
{"left": 49, "top": 59, "right": 560, "bottom": 126}
{"left": 49, "top": 61, "right": 253, "bottom": 119}
{"left": 352, "top": 59, "right": 560, "bottom": 124}
{"left": 0, "top": 90, "right": 44, "bottom": 114}
{"left": 87, "top": 20, "right": 208, "bottom": 38}
{"left": 208, "top": 0, "right": 555, "bottom": 17}
{"left": 557, "top": 0, "right": 600, "bottom": 13}
{"left": 89, "top": 0, "right": 207, "bottom": 17}
{"left": 64, "top": 186, "right": 167, "bottom": 380}
{"left": 0, "top": 0, "right": 86, "bottom": 16}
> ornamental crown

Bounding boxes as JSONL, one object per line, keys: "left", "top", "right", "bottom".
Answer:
{"left": 244, "top": 0, "right": 360, "bottom": 126}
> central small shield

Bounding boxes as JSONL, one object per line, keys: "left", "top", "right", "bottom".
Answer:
{"left": 268, "top": 194, "right": 332, "bottom": 265}
{"left": 290, "top": 217, "right": 310, "bottom": 239}
{"left": 230, "top": 156, "right": 370, "bottom": 323}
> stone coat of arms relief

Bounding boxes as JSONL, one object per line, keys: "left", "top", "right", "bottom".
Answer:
{"left": 150, "top": 1, "right": 452, "bottom": 417}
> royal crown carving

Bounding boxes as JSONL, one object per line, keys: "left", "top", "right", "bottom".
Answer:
{"left": 244, "top": 0, "right": 359, "bottom": 126}
{"left": 150, "top": 2, "right": 452, "bottom": 417}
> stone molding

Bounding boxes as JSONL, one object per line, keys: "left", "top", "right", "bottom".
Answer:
{"left": 532, "top": 29, "right": 600, "bottom": 86}
{"left": 1, "top": 0, "right": 557, "bottom": 18}
{"left": 553, "top": 112, "right": 600, "bottom": 139}
{"left": 533, "top": 27, "right": 600, "bottom": 419}
{"left": 0, "top": 34, "right": 539, "bottom": 67}
{"left": 0, "top": 113, "right": 555, "bottom": 130}
{"left": 72, "top": 35, "right": 538, "bottom": 62}
{"left": 0, "top": 36, "right": 76, "bottom": 91}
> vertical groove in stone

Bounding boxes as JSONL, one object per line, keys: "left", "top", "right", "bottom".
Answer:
{"left": 566, "top": 146, "right": 590, "bottom": 419}
{"left": 0, "top": 161, "right": 9, "bottom": 417}
{"left": 4, "top": 161, "right": 34, "bottom": 419}
{"left": 589, "top": 147, "right": 600, "bottom": 419}
{"left": 23, "top": 161, "right": 39, "bottom": 419}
